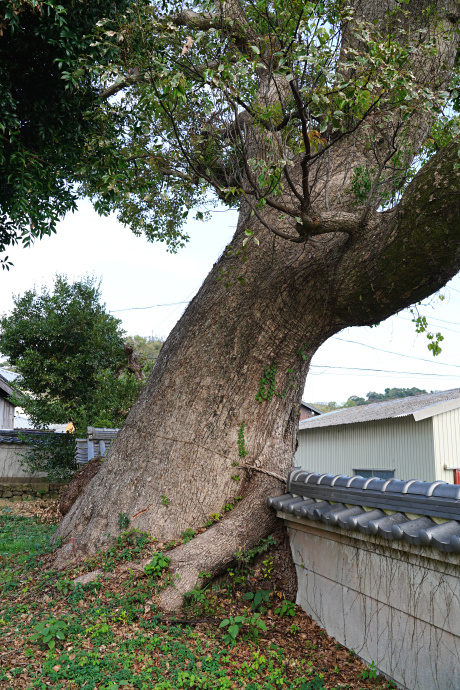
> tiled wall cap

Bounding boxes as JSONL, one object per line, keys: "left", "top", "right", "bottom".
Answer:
{"left": 313, "top": 502, "right": 339, "bottom": 520}
{"left": 348, "top": 509, "right": 384, "bottom": 530}
{"left": 363, "top": 478, "right": 386, "bottom": 491}
{"left": 401, "top": 479, "right": 419, "bottom": 494}
{"left": 450, "top": 535, "right": 460, "bottom": 553}
{"left": 379, "top": 479, "right": 395, "bottom": 492}
{"left": 283, "top": 497, "right": 307, "bottom": 513}
{"left": 287, "top": 468, "right": 303, "bottom": 490}
{"left": 330, "top": 475, "right": 349, "bottom": 486}
{"left": 347, "top": 476, "right": 369, "bottom": 489}
{"left": 292, "top": 471, "right": 308, "bottom": 483}
{"left": 368, "top": 513, "right": 408, "bottom": 538}
{"left": 358, "top": 510, "right": 386, "bottom": 534}
{"left": 305, "top": 500, "right": 329, "bottom": 519}
{"left": 302, "top": 472, "right": 316, "bottom": 483}
{"left": 432, "top": 522, "right": 460, "bottom": 552}
{"left": 419, "top": 521, "right": 460, "bottom": 547}
{"left": 317, "top": 474, "right": 336, "bottom": 486}
{"left": 331, "top": 506, "right": 364, "bottom": 527}
{"left": 427, "top": 481, "right": 447, "bottom": 497}
{"left": 362, "top": 477, "right": 376, "bottom": 489}
{"left": 293, "top": 498, "right": 316, "bottom": 517}
{"left": 320, "top": 503, "right": 346, "bottom": 525}
{"left": 406, "top": 481, "right": 434, "bottom": 496}
{"left": 333, "top": 476, "right": 353, "bottom": 488}
{"left": 337, "top": 507, "right": 366, "bottom": 528}
{"left": 392, "top": 516, "right": 434, "bottom": 541}
{"left": 432, "top": 484, "right": 460, "bottom": 500}
{"left": 385, "top": 479, "right": 408, "bottom": 493}
{"left": 345, "top": 475, "right": 363, "bottom": 487}
{"left": 306, "top": 473, "right": 322, "bottom": 484}
{"left": 267, "top": 494, "right": 291, "bottom": 509}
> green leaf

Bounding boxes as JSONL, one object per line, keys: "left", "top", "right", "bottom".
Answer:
{"left": 228, "top": 625, "right": 240, "bottom": 639}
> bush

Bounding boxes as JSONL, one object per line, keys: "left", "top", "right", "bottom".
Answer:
{"left": 18, "top": 432, "right": 76, "bottom": 483}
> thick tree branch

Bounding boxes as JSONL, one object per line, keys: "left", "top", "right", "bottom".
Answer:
{"left": 171, "top": 9, "right": 222, "bottom": 31}
{"left": 289, "top": 79, "right": 310, "bottom": 207}
{"left": 297, "top": 211, "right": 368, "bottom": 238}
{"left": 334, "top": 140, "right": 460, "bottom": 325}
{"left": 101, "top": 70, "right": 146, "bottom": 100}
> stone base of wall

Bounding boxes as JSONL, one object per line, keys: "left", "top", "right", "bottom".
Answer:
{"left": 279, "top": 511, "right": 460, "bottom": 690}
{"left": 0, "top": 478, "right": 62, "bottom": 500}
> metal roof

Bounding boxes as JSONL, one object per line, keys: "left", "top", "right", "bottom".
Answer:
{"left": 0, "top": 374, "right": 14, "bottom": 397}
{"left": 0, "top": 368, "right": 18, "bottom": 383}
{"left": 298, "top": 388, "right": 460, "bottom": 429}
{"left": 300, "top": 401, "right": 323, "bottom": 415}
{"left": 269, "top": 469, "right": 460, "bottom": 553}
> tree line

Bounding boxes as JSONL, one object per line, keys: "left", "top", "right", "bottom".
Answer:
{"left": 315, "top": 388, "right": 431, "bottom": 413}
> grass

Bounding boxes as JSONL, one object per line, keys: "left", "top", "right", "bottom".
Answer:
{"left": 0, "top": 513, "right": 56, "bottom": 560}
{"left": 0, "top": 506, "right": 397, "bottom": 690}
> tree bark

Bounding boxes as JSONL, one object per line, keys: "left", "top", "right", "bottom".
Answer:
{"left": 53, "top": 1, "right": 460, "bottom": 607}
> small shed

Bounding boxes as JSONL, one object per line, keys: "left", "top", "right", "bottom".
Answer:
{"left": 0, "top": 374, "right": 14, "bottom": 429}
{"left": 299, "top": 401, "right": 323, "bottom": 421}
{"left": 296, "top": 388, "right": 460, "bottom": 484}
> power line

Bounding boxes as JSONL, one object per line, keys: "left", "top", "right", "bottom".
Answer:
{"left": 310, "top": 364, "right": 460, "bottom": 377}
{"left": 110, "top": 301, "right": 190, "bottom": 313}
{"left": 395, "top": 315, "right": 460, "bottom": 335}
{"left": 334, "top": 337, "right": 460, "bottom": 369}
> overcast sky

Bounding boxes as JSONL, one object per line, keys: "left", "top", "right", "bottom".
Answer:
{"left": 1, "top": 200, "right": 460, "bottom": 405}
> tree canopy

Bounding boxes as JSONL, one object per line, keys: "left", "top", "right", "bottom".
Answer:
{"left": 0, "top": 0, "right": 131, "bottom": 265}
{"left": 0, "top": 275, "right": 141, "bottom": 432}
{"left": 60, "top": 0, "right": 460, "bottom": 246}
{"left": 2, "top": 0, "right": 459, "bottom": 262}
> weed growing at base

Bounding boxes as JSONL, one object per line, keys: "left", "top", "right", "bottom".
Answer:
{"left": 0, "top": 510, "right": 395, "bottom": 690}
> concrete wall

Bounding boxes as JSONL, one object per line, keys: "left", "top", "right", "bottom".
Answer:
{"left": 283, "top": 512, "right": 460, "bottom": 690}
{"left": 0, "top": 442, "right": 44, "bottom": 479}
{"left": 295, "top": 416, "right": 436, "bottom": 482}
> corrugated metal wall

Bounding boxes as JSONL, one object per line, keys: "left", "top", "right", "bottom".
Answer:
{"left": 295, "top": 416, "right": 436, "bottom": 482}
{"left": 432, "top": 408, "right": 460, "bottom": 483}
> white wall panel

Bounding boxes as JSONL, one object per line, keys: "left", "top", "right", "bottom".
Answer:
{"left": 433, "top": 408, "right": 460, "bottom": 483}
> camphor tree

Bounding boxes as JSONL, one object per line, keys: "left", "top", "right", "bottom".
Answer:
{"left": 53, "top": 0, "right": 460, "bottom": 608}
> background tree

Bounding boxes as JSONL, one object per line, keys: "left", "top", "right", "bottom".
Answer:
{"left": 314, "top": 387, "right": 429, "bottom": 411}
{"left": 0, "top": 275, "right": 142, "bottom": 434}
{"left": 125, "top": 335, "right": 164, "bottom": 377}
{"left": 361, "top": 387, "right": 429, "bottom": 405}
{"left": 27, "top": 0, "right": 460, "bottom": 608}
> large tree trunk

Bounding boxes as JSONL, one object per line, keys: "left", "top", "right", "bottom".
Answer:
{"left": 55, "top": 141, "right": 460, "bottom": 598}
{"left": 53, "top": 0, "right": 460, "bottom": 607}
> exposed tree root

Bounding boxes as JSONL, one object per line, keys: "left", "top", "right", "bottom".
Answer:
{"left": 159, "top": 476, "right": 280, "bottom": 611}
{"left": 65, "top": 475, "right": 283, "bottom": 609}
